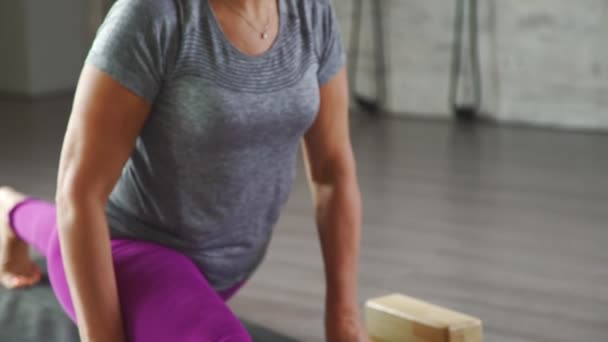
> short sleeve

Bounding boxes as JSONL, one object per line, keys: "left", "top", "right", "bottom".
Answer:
{"left": 84, "top": 0, "right": 178, "bottom": 103}
{"left": 316, "top": 1, "right": 347, "bottom": 86}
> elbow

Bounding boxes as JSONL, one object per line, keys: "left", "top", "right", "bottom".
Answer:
{"left": 55, "top": 177, "right": 106, "bottom": 233}
{"left": 55, "top": 161, "right": 108, "bottom": 207}
{"left": 55, "top": 180, "right": 90, "bottom": 208}
{"left": 312, "top": 170, "right": 361, "bottom": 208}
{"left": 312, "top": 168, "right": 358, "bottom": 192}
{"left": 56, "top": 181, "right": 105, "bottom": 209}
{"left": 313, "top": 151, "right": 358, "bottom": 187}
{"left": 55, "top": 180, "right": 86, "bottom": 207}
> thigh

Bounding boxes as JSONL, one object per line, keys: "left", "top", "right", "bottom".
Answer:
{"left": 46, "top": 234, "right": 251, "bottom": 342}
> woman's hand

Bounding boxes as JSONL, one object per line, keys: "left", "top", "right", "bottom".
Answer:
{"left": 325, "top": 302, "right": 370, "bottom": 342}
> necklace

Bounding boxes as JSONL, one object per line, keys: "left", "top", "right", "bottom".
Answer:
{"left": 223, "top": 1, "right": 274, "bottom": 40}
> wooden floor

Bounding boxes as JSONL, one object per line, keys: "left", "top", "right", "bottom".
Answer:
{"left": 1, "top": 95, "right": 607, "bottom": 341}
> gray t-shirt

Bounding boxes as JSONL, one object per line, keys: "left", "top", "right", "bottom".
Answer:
{"left": 85, "top": 0, "right": 345, "bottom": 291}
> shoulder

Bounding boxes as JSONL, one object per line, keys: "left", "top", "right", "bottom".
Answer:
{"left": 104, "top": 0, "right": 178, "bottom": 28}
{"left": 283, "top": 0, "right": 336, "bottom": 25}
{"left": 301, "top": 0, "right": 334, "bottom": 12}
{"left": 110, "top": 0, "right": 176, "bottom": 14}
{"left": 284, "top": 0, "right": 338, "bottom": 43}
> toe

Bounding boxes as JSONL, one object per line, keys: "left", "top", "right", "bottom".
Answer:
{"left": 0, "top": 267, "right": 42, "bottom": 289}
{"left": 18, "top": 267, "right": 41, "bottom": 288}
{"left": 0, "top": 274, "right": 18, "bottom": 289}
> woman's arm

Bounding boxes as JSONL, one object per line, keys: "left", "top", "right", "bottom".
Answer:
{"left": 302, "top": 67, "right": 368, "bottom": 341}
{"left": 55, "top": 64, "right": 152, "bottom": 342}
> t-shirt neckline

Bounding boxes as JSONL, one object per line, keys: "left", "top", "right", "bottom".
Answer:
{"left": 205, "top": 0, "right": 285, "bottom": 61}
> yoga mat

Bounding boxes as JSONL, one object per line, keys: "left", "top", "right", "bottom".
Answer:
{"left": 0, "top": 254, "right": 298, "bottom": 342}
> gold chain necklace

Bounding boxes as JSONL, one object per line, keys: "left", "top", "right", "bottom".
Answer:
{"left": 223, "top": 1, "right": 273, "bottom": 40}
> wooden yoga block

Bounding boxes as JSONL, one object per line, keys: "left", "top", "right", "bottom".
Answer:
{"left": 365, "top": 294, "right": 483, "bottom": 342}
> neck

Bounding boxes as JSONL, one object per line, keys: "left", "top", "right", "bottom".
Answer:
{"left": 226, "top": 0, "right": 274, "bottom": 17}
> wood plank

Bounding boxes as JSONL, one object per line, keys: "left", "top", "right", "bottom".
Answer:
{"left": 366, "top": 294, "right": 482, "bottom": 342}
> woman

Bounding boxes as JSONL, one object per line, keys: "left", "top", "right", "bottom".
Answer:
{"left": 0, "top": 0, "right": 367, "bottom": 340}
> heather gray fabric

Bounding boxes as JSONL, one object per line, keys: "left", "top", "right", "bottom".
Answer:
{"left": 84, "top": 0, "right": 345, "bottom": 291}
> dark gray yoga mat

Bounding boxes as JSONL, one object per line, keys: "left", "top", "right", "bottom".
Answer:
{"left": 0, "top": 254, "right": 298, "bottom": 342}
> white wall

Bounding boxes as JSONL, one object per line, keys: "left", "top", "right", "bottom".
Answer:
{"left": 3, "top": 0, "right": 606, "bottom": 129}
{"left": 0, "top": 2, "right": 29, "bottom": 94}
{"left": 24, "top": 0, "right": 90, "bottom": 96}
{"left": 493, "top": 0, "right": 608, "bottom": 129}
{"left": 335, "top": 0, "right": 608, "bottom": 130}
{"left": 0, "top": 0, "right": 91, "bottom": 97}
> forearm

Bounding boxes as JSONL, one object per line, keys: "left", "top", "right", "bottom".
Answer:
{"left": 56, "top": 194, "right": 126, "bottom": 342}
{"left": 315, "top": 177, "right": 362, "bottom": 310}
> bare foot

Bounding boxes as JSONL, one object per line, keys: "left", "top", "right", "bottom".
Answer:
{"left": 0, "top": 186, "right": 42, "bottom": 289}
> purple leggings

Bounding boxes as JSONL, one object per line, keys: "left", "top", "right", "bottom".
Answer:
{"left": 8, "top": 198, "right": 252, "bottom": 342}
